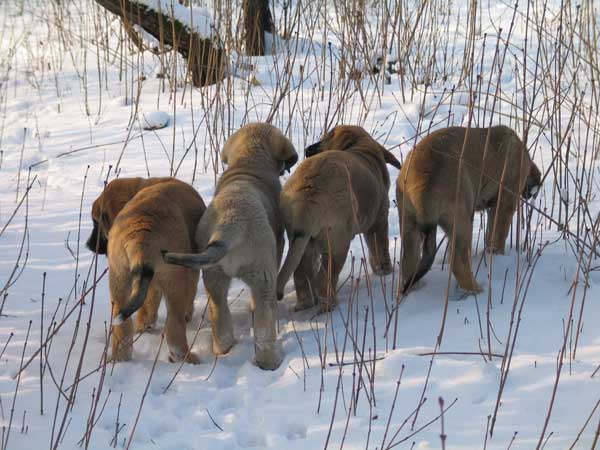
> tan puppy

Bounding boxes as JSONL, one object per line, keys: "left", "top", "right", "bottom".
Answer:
{"left": 276, "top": 125, "right": 402, "bottom": 312}
{"left": 90, "top": 178, "right": 206, "bottom": 363}
{"left": 86, "top": 177, "right": 177, "bottom": 331}
{"left": 397, "top": 125, "right": 542, "bottom": 294}
{"left": 163, "top": 123, "right": 298, "bottom": 370}
{"left": 86, "top": 177, "right": 173, "bottom": 255}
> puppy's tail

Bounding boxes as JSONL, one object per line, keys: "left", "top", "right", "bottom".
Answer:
{"left": 402, "top": 225, "right": 437, "bottom": 293}
{"left": 117, "top": 264, "right": 154, "bottom": 323}
{"left": 163, "top": 241, "right": 227, "bottom": 270}
{"left": 277, "top": 233, "right": 311, "bottom": 300}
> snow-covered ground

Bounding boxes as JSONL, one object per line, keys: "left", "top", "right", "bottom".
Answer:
{"left": 0, "top": 1, "right": 599, "bottom": 449}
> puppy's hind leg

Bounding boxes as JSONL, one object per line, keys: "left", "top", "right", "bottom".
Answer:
{"left": 399, "top": 214, "right": 423, "bottom": 293}
{"left": 440, "top": 208, "right": 482, "bottom": 294}
{"left": 134, "top": 285, "right": 161, "bottom": 333}
{"left": 485, "top": 198, "right": 518, "bottom": 255}
{"left": 318, "top": 230, "right": 352, "bottom": 312}
{"left": 246, "top": 269, "right": 282, "bottom": 370}
{"left": 203, "top": 266, "right": 235, "bottom": 356}
{"left": 164, "top": 269, "right": 200, "bottom": 364}
{"left": 292, "top": 239, "right": 324, "bottom": 311}
{"left": 109, "top": 271, "right": 134, "bottom": 362}
{"left": 184, "top": 269, "right": 200, "bottom": 322}
{"left": 364, "top": 215, "right": 393, "bottom": 276}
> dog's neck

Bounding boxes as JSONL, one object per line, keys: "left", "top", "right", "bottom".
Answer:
{"left": 217, "top": 164, "right": 282, "bottom": 197}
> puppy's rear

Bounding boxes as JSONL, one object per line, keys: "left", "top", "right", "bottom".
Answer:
{"left": 163, "top": 123, "right": 298, "bottom": 370}
{"left": 398, "top": 125, "right": 541, "bottom": 294}
{"left": 277, "top": 125, "right": 401, "bottom": 312}
{"left": 108, "top": 180, "right": 205, "bottom": 363}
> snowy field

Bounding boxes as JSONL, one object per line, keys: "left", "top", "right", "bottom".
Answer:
{"left": 1, "top": 0, "right": 599, "bottom": 449}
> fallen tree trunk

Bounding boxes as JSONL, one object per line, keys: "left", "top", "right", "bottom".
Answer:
{"left": 94, "top": 0, "right": 225, "bottom": 87}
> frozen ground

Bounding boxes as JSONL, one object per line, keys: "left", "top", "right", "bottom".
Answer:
{"left": 0, "top": 1, "right": 599, "bottom": 449}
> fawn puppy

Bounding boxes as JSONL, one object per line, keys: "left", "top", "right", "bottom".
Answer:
{"left": 164, "top": 123, "right": 298, "bottom": 370}
{"left": 277, "top": 125, "right": 401, "bottom": 312}
{"left": 397, "top": 125, "right": 541, "bottom": 294}
{"left": 87, "top": 177, "right": 205, "bottom": 362}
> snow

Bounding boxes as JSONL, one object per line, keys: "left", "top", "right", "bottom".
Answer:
{"left": 137, "top": 0, "right": 214, "bottom": 38}
{"left": 141, "top": 111, "right": 170, "bottom": 130}
{"left": 0, "top": 1, "right": 599, "bottom": 450}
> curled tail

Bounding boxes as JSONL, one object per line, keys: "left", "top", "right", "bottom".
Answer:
{"left": 163, "top": 241, "right": 227, "bottom": 269}
{"left": 277, "top": 234, "right": 311, "bottom": 300}
{"left": 117, "top": 264, "right": 154, "bottom": 323}
{"left": 402, "top": 225, "right": 437, "bottom": 293}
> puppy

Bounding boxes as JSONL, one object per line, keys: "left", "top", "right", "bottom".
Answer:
{"left": 86, "top": 177, "right": 178, "bottom": 332}
{"left": 163, "top": 123, "right": 298, "bottom": 370}
{"left": 89, "top": 178, "right": 206, "bottom": 363}
{"left": 86, "top": 177, "right": 172, "bottom": 255}
{"left": 397, "top": 125, "right": 542, "bottom": 294}
{"left": 276, "top": 125, "right": 402, "bottom": 312}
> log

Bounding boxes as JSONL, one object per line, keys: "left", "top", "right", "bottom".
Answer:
{"left": 94, "top": 0, "right": 225, "bottom": 86}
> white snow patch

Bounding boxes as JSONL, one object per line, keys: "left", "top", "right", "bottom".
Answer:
{"left": 142, "top": 111, "right": 170, "bottom": 130}
{"left": 136, "top": 0, "right": 214, "bottom": 38}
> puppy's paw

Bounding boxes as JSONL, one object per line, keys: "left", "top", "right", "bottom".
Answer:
{"left": 135, "top": 315, "right": 157, "bottom": 333}
{"left": 184, "top": 352, "right": 201, "bottom": 364}
{"left": 255, "top": 344, "right": 283, "bottom": 371}
{"left": 168, "top": 350, "right": 201, "bottom": 364}
{"left": 373, "top": 262, "right": 393, "bottom": 276}
{"left": 108, "top": 349, "right": 132, "bottom": 363}
{"left": 485, "top": 245, "right": 505, "bottom": 255}
{"left": 110, "top": 336, "right": 133, "bottom": 362}
{"left": 134, "top": 322, "right": 155, "bottom": 334}
{"left": 212, "top": 334, "right": 235, "bottom": 355}
{"left": 293, "top": 296, "right": 320, "bottom": 312}
{"left": 318, "top": 298, "right": 338, "bottom": 314}
{"left": 457, "top": 281, "right": 483, "bottom": 299}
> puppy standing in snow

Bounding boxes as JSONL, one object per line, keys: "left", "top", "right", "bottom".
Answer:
{"left": 87, "top": 177, "right": 206, "bottom": 363}
{"left": 86, "top": 177, "right": 199, "bottom": 334}
{"left": 277, "top": 125, "right": 402, "bottom": 312}
{"left": 397, "top": 125, "right": 542, "bottom": 294}
{"left": 163, "top": 123, "right": 298, "bottom": 370}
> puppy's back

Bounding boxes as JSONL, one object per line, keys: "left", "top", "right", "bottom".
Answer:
{"left": 110, "top": 180, "right": 205, "bottom": 269}
{"left": 281, "top": 152, "right": 361, "bottom": 234}
{"left": 197, "top": 178, "right": 278, "bottom": 275}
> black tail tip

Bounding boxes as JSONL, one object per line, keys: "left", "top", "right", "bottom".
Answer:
{"left": 401, "top": 279, "right": 414, "bottom": 295}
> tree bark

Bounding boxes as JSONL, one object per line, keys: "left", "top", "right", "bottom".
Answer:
{"left": 243, "top": 0, "right": 274, "bottom": 56}
{"left": 94, "top": 0, "right": 225, "bottom": 87}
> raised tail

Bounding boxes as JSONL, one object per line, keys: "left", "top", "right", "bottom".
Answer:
{"left": 163, "top": 241, "right": 227, "bottom": 270}
{"left": 277, "top": 234, "right": 311, "bottom": 300}
{"left": 402, "top": 225, "right": 437, "bottom": 293}
{"left": 117, "top": 264, "right": 154, "bottom": 323}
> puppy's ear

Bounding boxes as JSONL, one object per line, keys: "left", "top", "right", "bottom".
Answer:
{"left": 304, "top": 141, "right": 321, "bottom": 157}
{"left": 523, "top": 162, "right": 542, "bottom": 198}
{"left": 381, "top": 148, "right": 402, "bottom": 169}
{"left": 99, "top": 210, "right": 112, "bottom": 237}
{"left": 221, "top": 130, "right": 246, "bottom": 165}
{"left": 273, "top": 130, "right": 298, "bottom": 170}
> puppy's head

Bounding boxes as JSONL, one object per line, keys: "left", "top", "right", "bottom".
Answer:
{"left": 305, "top": 125, "right": 402, "bottom": 169}
{"left": 86, "top": 194, "right": 112, "bottom": 255}
{"left": 221, "top": 123, "right": 298, "bottom": 175}
{"left": 523, "top": 162, "right": 542, "bottom": 199}
{"left": 86, "top": 178, "right": 161, "bottom": 254}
